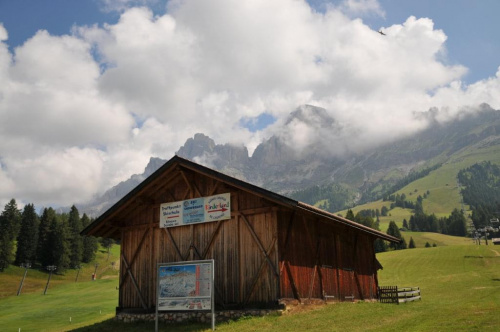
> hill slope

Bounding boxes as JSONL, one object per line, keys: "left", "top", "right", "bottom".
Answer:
{"left": 2, "top": 243, "right": 497, "bottom": 331}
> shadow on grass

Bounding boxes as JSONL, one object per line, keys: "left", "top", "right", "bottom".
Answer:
{"left": 69, "top": 318, "right": 212, "bottom": 332}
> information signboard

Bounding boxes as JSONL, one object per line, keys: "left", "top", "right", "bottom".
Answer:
{"left": 160, "top": 193, "right": 230, "bottom": 228}
{"left": 155, "top": 260, "right": 215, "bottom": 331}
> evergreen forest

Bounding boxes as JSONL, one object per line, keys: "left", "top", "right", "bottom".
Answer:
{"left": 0, "top": 200, "right": 106, "bottom": 273}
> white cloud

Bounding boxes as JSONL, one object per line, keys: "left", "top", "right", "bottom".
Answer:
{"left": 98, "top": 0, "right": 161, "bottom": 13}
{"left": 0, "top": 0, "right": 499, "bottom": 208}
{"left": 0, "top": 23, "right": 8, "bottom": 41}
{"left": 339, "top": 0, "right": 385, "bottom": 18}
{"left": 1, "top": 147, "right": 104, "bottom": 207}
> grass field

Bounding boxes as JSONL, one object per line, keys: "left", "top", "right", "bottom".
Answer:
{"left": 1, "top": 241, "right": 498, "bottom": 331}
{"left": 0, "top": 245, "right": 120, "bottom": 299}
{"left": 0, "top": 245, "right": 120, "bottom": 331}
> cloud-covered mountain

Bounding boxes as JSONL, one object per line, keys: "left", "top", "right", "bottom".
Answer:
{"left": 79, "top": 104, "right": 500, "bottom": 217}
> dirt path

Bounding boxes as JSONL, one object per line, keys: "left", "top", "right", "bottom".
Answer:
{"left": 490, "top": 249, "right": 500, "bottom": 256}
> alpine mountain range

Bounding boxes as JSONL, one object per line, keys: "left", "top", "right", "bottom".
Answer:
{"left": 77, "top": 104, "right": 500, "bottom": 217}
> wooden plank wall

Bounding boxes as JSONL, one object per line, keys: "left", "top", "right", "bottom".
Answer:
{"left": 278, "top": 210, "right": 378, "bottom": 302}
{"left": 118, "top": 168, "right": 279, "bottom": 310}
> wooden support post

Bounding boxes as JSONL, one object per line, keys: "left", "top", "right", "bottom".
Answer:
{"left": 284, "top": 261, "right": 301, "bottom": 302}
{"left": 352, "top": 234, "right": 364, "bottom": 300}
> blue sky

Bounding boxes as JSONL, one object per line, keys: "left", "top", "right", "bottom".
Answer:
{"left": 1, "top": 0, "right": 498, "bottom": 84}
{"left": 0, "top": 0, "right": 499, "bottom": 207}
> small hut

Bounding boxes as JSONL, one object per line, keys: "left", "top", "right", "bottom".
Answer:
{"left": 82, "top": 156, "right": 398, "bottom": 314}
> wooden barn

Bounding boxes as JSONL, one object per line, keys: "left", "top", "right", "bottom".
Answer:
{"left": 82, "top": 155, "right": 399, "bottom": 313}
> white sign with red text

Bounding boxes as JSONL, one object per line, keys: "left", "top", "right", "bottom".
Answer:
{"left": 160, "top": 193, "right": 231, "bottom": 228}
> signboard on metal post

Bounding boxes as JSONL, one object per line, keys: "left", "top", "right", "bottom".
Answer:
{"left": 160, "top": 193, "right": 231, "bottom": 228}
{"left": 155, "top": 260, "right": 215, "bottom": 331}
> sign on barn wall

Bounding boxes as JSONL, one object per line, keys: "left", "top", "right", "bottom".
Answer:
{"left": 160, "top": 193, "right": 231, "bottom": 228}
{"left": 156, "top": 260, "right": 215, "bottom": 331}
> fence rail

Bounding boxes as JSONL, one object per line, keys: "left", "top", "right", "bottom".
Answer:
{"left": 378, "top": 286, "right": 421, "bottom": 304}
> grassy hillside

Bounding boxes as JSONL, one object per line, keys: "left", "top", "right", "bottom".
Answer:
{"left": 0, "top": 245, "right": 120, "bottom": 299}
{"left": 70, "top": 243, "right": 499, "bottom": 332}
{"left": 2, "top": 241, "right": 498, "bottom": 331}
{"left": 0, "top": 278, "right": 118, "bottom": 331}
{"left": 0, "top": 245, "right": 120, "bottom": 331}
{"left": 336, "top": 136, "right": 500, "bottom": 226}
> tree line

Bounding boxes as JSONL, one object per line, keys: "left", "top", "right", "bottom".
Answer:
{"left": 0, "top": 199, "right": 108, "bottom": 273}
{"left": 362, "top": 164, "right": 442, "bottom": 203}
{"left": 344, "top": 209, "right": 407, "bottom": 253}
{"left": 457, "top": 161, "right": 500, "bottom": 232}
{"left": 290, "top": 183, "right": 354, "bottom": 213}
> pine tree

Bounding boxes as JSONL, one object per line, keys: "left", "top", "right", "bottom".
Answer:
{"left": 0, "top": 229, "right": 12, "bottom": 270}
{"left": 99, "top": 237, "right": 114, "bottom": 257}
{"left": 15, "top": 204, "right": 39, "bottom": 265}
{"left": 1, "top": 199, "right": 22, "bottom": 240}
{"left": 81, "top": 214, "right": 98, "bottom": 263}
{"left": 381, "top": 206, "right": 389, "bottom": 216}
{"left": 425, "top": 242, "right": 431, "bottom": 248}
{"left": 402, "top": 219, "right": 409, "bottom": 230}
{"left": 409, "top": 237, "right": 416, "bottom": 248}
{"left": 37, "top": 208, "right": 56, "bottom": 267}
{"left": 68, "top": 206, "right": 83, "bottom": 267}
{"left": 0, "top": 220, "right": 14, "bottom": 270}
{"left": 374, "top": 238, "right": 387, "bottom": 253}
{"left": 386, "top": 221, "right": 406, "bottom": 250}
{"left": 399, "top": 236, "right": 408, "bottom": 249}
{"left": 48, "top": 216, "right": 70, "bottom": 272}
{"left": 345, "top": 209, "right": 355, "bottom": 221}
{"left": 0, "top": 199, "right": 22, "bottom": 269}
{"left": 447, "top": 208, "right": 467, "bottom": 236}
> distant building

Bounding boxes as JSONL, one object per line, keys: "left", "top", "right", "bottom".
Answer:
{"left": 492, "top": 238, "right": 500, "bottom": 245}
{"left": 82, "top": 156, "right": 399, "bottom": 315}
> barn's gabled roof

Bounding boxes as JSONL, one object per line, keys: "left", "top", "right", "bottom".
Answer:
{"left": 81, "top": 155, "right": 399, "bottom": 243}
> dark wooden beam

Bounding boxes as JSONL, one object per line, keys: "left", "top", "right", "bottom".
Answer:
{"left": 163, "top": 228, "right": 183, "bottom": 260}
{"left": 240, "top": 213, "right": 279, "bottom": 278}
{"left": 243, "top": 238, "right": 276, "bottom": 305}
{"left": 122, "top": 255, "right": 148, "bottom": 309}
{"left": 120, "top": 228, "right": 150, "bottom": 287}
{"left": 201, "top": 220, "right": 224, "bottom": 259}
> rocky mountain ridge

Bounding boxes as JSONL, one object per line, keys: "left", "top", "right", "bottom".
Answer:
{"left": 78, "top": 104, "right": 500, "bottom": 217}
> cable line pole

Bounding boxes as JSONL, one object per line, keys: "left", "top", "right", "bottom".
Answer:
{"left": 75, "top": 265, "right": 82, "bottom": 283}
{"left": 17, "top": 262, "right": 31, "bottom": 296}
{"left": 44, "top": 265, "right": 57, "bottom": 295}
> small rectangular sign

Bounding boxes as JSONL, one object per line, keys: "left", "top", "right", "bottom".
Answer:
{"left": 160, "top": 193, "right": 230, "bottom": 228}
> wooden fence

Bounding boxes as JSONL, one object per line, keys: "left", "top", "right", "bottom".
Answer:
{"left": 378, "top": 286, "right": 421, "bottom": 304}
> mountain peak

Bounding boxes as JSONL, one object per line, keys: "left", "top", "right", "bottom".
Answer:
{"left": 285, "top": 104, "right": 335, "bottom": 128}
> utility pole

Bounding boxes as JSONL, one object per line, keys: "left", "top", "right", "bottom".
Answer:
{"left": 44, "top": 265, "right": 57, "bottom": 295}
{"left": 17, "top": 262, "right": 31, "bottom": 296}
{"left": 93, "top": 263, "right": 99, "bottom": 281}
{"left": 75, "top": 265, "right": 82, "bottom": 283}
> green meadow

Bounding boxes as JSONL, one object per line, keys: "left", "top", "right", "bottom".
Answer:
{"left": 1, "top": 234, "right": 498, "bottom": 331}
